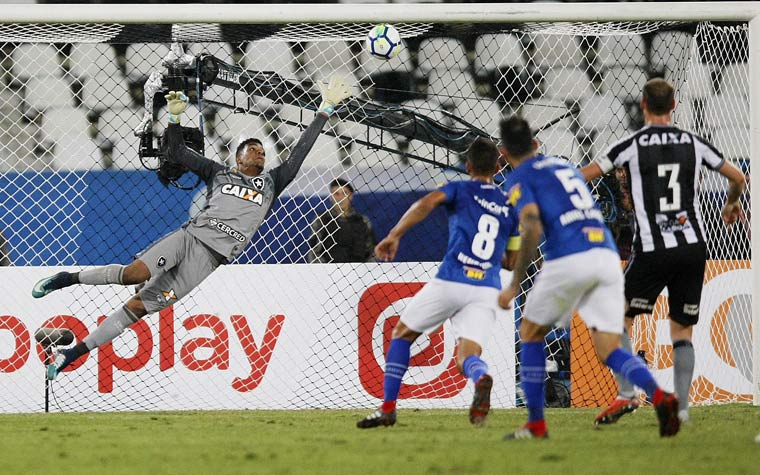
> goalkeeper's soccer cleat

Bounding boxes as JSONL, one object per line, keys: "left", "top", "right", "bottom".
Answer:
{"left": 594, "top": 396, "right": 641, "bottom": 425}
{"left": 356, "top": 408, "right": 396, "bottom": 429}
{"left": 504, "top": 422, "right": 549, "bottom": 440}
{"left": 46, "top": 347, "right": 77, "bottom": 381}
{"left": 32, "top": 271, "right": 74, "bottom": 298}
{"left": 654, "top": 390, "right": 680, "bottom": 437}
{"left": 469, "top": 374, "right": 493, "bottom": 426}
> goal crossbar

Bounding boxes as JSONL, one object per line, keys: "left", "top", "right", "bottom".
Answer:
{"left": 2, "top": 2, "right": 760, "bottom": 24}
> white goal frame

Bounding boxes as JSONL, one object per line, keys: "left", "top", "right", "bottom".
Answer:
{"left": 1, "top": 1, "right": 758, "bottom": 406}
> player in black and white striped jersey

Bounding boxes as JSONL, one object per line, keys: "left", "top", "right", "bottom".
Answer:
{"left": 581, "top": 78, "right": 746, "bottom": 424}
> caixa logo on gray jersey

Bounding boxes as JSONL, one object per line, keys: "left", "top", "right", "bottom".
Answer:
{"left": 208, "top": 218, "right": 246, "bottom": 242}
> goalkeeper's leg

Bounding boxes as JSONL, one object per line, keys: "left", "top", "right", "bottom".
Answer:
{"left": 32, "top": 261, "right": 150, "bottom": 298}
{"left": 47, "top": 296, "right": 147, "bottom": 380}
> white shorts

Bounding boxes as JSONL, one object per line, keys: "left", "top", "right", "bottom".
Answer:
{"left": 400, "top": 278, "right": 500, "bottom": 348}
{"left": 524, "top": 248, "right": 625, "bottom": 334}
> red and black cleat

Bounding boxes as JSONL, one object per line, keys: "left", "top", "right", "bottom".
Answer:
{"left": 356, "top": 409, "right": 397, "bottom": 429}
{"left": 469, "top": 374, "right": 493, "bottom": 426}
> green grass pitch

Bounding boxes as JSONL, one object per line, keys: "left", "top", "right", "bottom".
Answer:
{"left": 1, "top": 405, "right": 757, "bottom": 475}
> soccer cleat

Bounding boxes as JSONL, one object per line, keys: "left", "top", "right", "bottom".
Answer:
{"left": 678, "top": 409, "right": 690, "bottom": 424}
{"left": 356, "top": 409, "right": 396, "bottom": 429}
{"left": 504, "top": 423, "right": 549, "bottom": 440}
{"left": 32, "top": 272, "right": 73, "bottom": 298}
{"left": 46, "top": 348, "right": 74, "bottom": 381}
{"left": 594, "top": 397, "right": 641, "bottom": 425}
{"left": 469, "top": 374, "right": 493, "bottom": 425}
{"left": 654, "top": 391, "right": 681, "bottom": 437}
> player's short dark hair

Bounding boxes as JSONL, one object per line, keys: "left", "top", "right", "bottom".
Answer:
{"left": 329, "top": 178, "right": 354, "bottom": 193}
{"left": 642, "top": 78, "right": 675, "bottom": 115}
{"left": 500, "top": 115, "right": 534, "bottom": 157}
{"left": 466, "top": 138, "right": 500, "bottom": 175}
{"left": 235, "top": 138, "right": 263, "bottom": 158}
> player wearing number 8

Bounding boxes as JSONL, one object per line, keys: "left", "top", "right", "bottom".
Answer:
{"left": 580, "top": 78, "right": 746, "bottom": 424}
{"left": 498, "top": 116, "right": 680, "bottom": 439}
{"left": 357, "top": 138, "right": 520, "bottom": 429}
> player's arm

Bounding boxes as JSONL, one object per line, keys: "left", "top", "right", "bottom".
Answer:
{"left": 498, "top": 203, "right": 542, "bottom": 309}
{"left": 717, "top": 160, "right": 746, "bottom": 225}
{"left": 375, "top": 190, "right": 447, "bottom": 262}
{"left": 270, "top": 75, "right": 353, "bottom": 196}
{"left": 163, "top": 91, "right": 225, "bottom": 182}
{"left": 579, "top": 162, "right": 604, "bottom": 182}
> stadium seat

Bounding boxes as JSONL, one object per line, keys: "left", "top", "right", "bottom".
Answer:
{"left": 12, "top": 44, "right": 61, "bottom": 77}
{"left": 418, "top": 37, "right": 469, "bottom": 72}
{"left": 69, "top": 43, "right": 123, "bottom": 80}
{"left": 82, "top": 74, "right": 131, "bottom": 110}
{"left": 672, "top": 100, "right": 696, "bottom": 129}
{"left": 455, "top": 97, "right": 506, "bottom": 137}
{"left": 704, "top": 94, "right": 749, "bottom": 128}
{"left": 712, "top": 127, "right": 749, "bottom": 161}
{"left": 521, "top": 97, "right": 574, "bottom": 131}
{"left": 596, "top": 35, "right": 646, "bottom": 68}
{"left": 98, "top": 109, "right": 145, "bottom": 170}
{"left": 590, "top": 126, "right": 631, "bottom": 160}
{"left": 651, "top": 31, "right": 693, "bottom": 71}
{"left": 601, "top": 66, "right": 648, "bottom": 101}
{"left": 303, "top": 41, "right": 360, "bottom": 81}
{"left": 125, "top": 44, "right": 171, "bottom": 78}
{"left": 667, "top": 63, "right": 716, "bottom": 98}
{"left": 45, "top": 106, "right": 98, "bottom": 170}
{"left": 720, "top": 62, "right": 748, "bottom": 97}
{"left": 426, "top": 69, "right": 477, "bottom": 107}
{"left": 24, "top": 76, "right": 73, "bottom": 109}
{"left": 535, "top": 127, "right": 582, "bottom": 163}
{"left": 473, "top": 33, "right": 525, "bottom": 75}
{"left": 542, "top": 67, "right": 596, "bottom": 101}
{"left": 528, "top": 33, "right": 584, "bottom": 68}
{"left": 578, "top": 93, "right": 628, "bottom": 132}
{"left": 245, "top": 40, "right": 297, "bottom": 78}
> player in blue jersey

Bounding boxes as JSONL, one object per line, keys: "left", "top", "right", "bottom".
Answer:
{"left": 497, "top": 116, "right": 680, "bottom": 439}
{"left": 356, "top": 138, "right": 520, "bottom": 429}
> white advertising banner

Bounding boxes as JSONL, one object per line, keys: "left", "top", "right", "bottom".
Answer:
{"left": 0, "top": 265, "right": 517, "bottom": 413}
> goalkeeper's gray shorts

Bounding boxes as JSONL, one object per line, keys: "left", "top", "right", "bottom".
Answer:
{"left": 136, "top": 228, "right": 222, "bottom": 314}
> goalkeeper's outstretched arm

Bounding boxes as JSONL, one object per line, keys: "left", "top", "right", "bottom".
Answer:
{"left": 270, "top": 75, "right": 353, "bottom": 197}
{"left": 163, "top": 91, "right": 225, "bottom": 183}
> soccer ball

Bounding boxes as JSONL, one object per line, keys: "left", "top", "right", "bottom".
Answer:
{"left": 366, "top": 24, "right": 402, "bottom": 60}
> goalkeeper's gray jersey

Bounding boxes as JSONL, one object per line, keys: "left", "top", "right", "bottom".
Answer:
{"left": 164, "top": 114, "right": 328, "bottom": 262}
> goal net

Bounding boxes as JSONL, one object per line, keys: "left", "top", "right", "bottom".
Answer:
{"left": 0, "top": 11, "right": 752, "bottom": 412}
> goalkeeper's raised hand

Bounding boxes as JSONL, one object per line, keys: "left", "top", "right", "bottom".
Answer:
{"left": 165, "top": 91, "right": 188, "bottom": 124}
{"left": 317, "top": 75, "right": 352, "bottom": 116}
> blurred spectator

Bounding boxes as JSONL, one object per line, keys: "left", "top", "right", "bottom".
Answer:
{"left": 309, "top": 178, "right": 375, "bottom": 263}
{"left": 0, "top": 230, "right": 10, "bottom": 266}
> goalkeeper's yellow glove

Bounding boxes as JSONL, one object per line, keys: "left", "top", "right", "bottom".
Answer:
{"left": 165, "top": 91, "right": 188, "bottom": 124}
{"left": 317, "top": 75, "right": 352, "bottom": 116}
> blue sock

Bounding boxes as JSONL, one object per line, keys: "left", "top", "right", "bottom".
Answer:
{"left": 462, "top": 355, "right": 489, "bottom": 384}
{"left": 520, "top": 342, "right": 546, "bottom": 422}
{"left": 605, "top": 348, "right": 658, "bottom": 398}
{"left": 383, "top": 338, "right": 411, "bottom": 403}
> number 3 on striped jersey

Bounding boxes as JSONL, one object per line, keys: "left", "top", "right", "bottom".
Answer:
{"left": 658, "top": 163, "right": 681, "bottom": 212}
{"left": 471, "top": 214, "right": 500, "bottom": 260}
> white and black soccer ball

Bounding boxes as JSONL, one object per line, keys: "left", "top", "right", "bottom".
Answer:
{"left": 366, "top": 24, "right": 402, "bottom": 60}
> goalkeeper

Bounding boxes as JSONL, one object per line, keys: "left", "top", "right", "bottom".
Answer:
{"left": 33, "top": 75, "right": 353, "bottom": 381}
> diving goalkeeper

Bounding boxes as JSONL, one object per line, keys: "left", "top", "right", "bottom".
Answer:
{"left": 33, "top": 75, "right": 353, "bottom": 381}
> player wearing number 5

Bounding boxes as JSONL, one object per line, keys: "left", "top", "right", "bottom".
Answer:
{"left": 357, "top": 138, "right": 520, "bottom": 429}
{"left": 580, "top": 78, "right": 746, "bottom": 425}
{"left": 498, "top": 116, "right": 680, "bottom": 439}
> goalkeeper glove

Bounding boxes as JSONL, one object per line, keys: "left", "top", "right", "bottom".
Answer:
{"left": 317, "top": 75, "right": 352, "bottom": 116}
{"left": 165, "top": 91, "right": 188, "bottom": 124}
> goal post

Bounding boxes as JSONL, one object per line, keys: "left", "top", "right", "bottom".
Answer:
{"left": 0, "top": 2, "right": 757, "bottom": 412}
